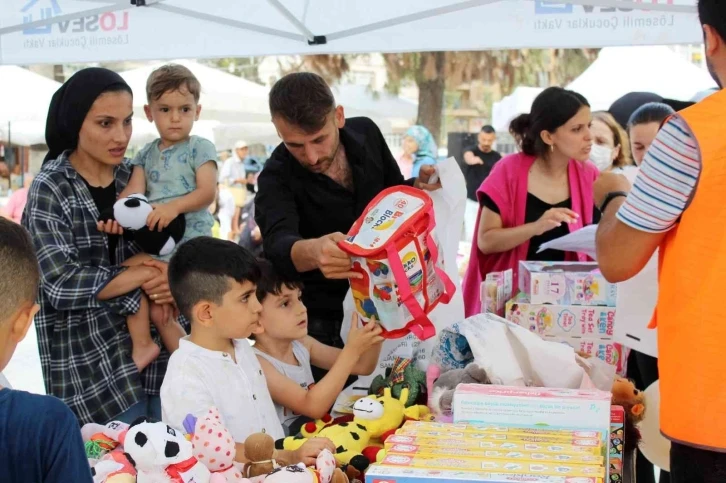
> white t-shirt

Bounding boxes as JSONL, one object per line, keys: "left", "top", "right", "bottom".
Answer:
{"left": 254, "top": 341, "right": 316, "bottom": 435}
{"left": 161, "top": 337, "right": 284, "bottom": 442}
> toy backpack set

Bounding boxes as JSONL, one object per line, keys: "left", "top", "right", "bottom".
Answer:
{"left": 338, "top": 186, "right": 455, "bottom": 341}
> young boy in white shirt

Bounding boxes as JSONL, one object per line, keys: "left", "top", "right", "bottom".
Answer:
{"left": 252, "top": 259, "right": 384, "bottom": 435}
{"left": 160, "top": 237, "right": 333, "bottom": 465}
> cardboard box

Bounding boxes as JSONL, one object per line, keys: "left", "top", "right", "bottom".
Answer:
{"left": 377, "top": 453, "right": 605, "bottom": 478}
{"left": 481, "top": 269, "right": 513, "bottom": 317}
{"left": 547, "top": 336, "right": 626, "bottom": 374}
{"left": 506, "top": 293, "right": 616, "bottom": 338}
{"left": 365, "top": 465, "right": 604, "bottom": 483}
{"left": 609, "top": 406, "right": 625, "bottom": 483}
{"left": 452, "top": 384, "right": 612, "bottom": 437}
{"left": 519, "top": 261, "right": 617, "bottom": 306}
{"left": 401, "top": 421, "right": 602, "bottom": 441}
{"left": 384, "top": 442, "right": 604, "bottom": 465}
{"left": 385, "top": 434, "right": 602, "bottom": 456}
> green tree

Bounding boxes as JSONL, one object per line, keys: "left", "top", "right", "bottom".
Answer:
{"left": 201, "top": 57, "right": 265, "bottom": 84}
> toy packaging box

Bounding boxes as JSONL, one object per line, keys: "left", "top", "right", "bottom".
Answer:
{"left": 609, "top": 406, "right": 625, "bottom": 483}
{"left": 384, "top": 442, "right": 604, "bottom": 465}
{"left": 400, "top": 421, "right": 602, "bottom": 441}
{"left": 452, "top": 384, "right": 612, "bottom": 437}
{"left": 365, "top": 465, "right": 604, "bottom": 483}
{"left": 377, "top": 453, "right": 604, "bottom": 478}
{"left": 506, "top": 293, "right": 616, "bottom": 338}
{"left": 518, "top": 261, "right": 617, "bottom": 306}
{"left": 385, "top": 434, "right": 602, "bottom": 456}
{"left": 546, "top": 336, "right": 626, "bottom": 375}
{"left": 481, "top": 269, "right": 513, "bottom": 317}
{"left": 394, "top": 429, "right": 603, "bottom": 448}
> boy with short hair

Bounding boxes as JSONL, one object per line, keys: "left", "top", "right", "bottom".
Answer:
{"left": 0, "top": 218, "right": 93, "bottom": 483}
{"left": 160, "top": 237, "right": 334, "bottom": 466}
{"left": 252, "top": 259, "right": 384, "bottom": 435}
{"left": 101, "top": 64, "right": 218, "bottom": 372}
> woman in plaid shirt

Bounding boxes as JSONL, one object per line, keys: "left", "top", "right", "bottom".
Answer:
{"left": 22, "top": 68, "right": 183, "bottom": 425}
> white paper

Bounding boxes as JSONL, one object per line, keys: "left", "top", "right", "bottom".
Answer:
{"left": 537, "top": 225, "right": 598, "bottom": 260}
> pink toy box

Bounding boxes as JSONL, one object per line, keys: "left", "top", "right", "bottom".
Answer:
{"left": 518, "top": 261, "right": 617, "bottom": 306}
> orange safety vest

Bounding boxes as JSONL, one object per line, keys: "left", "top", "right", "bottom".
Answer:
{"left": 652, "top": 88, "right": 726, "bottom": 451}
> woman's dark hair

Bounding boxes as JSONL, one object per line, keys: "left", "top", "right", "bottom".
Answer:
{"left": 509, "top": 87, "right": 589, "bottom": 158}
{"left": 627, "top": 102, "right": 675, "bottom": 130}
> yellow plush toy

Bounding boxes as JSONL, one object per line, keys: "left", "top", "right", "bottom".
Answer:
{"left": 276, "top": 388, "right": 429, "bottom": 474}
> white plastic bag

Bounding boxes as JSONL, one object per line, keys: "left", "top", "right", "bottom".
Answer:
{"left": 340, "top": 157, "right": 467, "bottom": 377}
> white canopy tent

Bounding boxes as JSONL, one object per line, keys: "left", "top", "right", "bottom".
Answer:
{"left": 566, "top": 45, "right": 717, "bottom": 110}
{"left": 491, "top": 86, "right": 544, "bottom": 133}
{"left": 0, "top": 0, "right": 701, "bottom": 65}
{"left": 119, "top": 59, "right": 270, "bottom": 123}
{"left": 0, "top": 65, "right": 61, "bottom": 144}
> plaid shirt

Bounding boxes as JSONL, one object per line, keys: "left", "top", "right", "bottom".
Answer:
{"left": 22, "top": 151, "right": 184, "bottom": 425}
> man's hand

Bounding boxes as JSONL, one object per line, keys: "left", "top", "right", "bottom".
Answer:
{"left": 594, "top": 172, "right": 631, "bottom": 210}
{"left": 251, "top": 226, "right": 262, "bottom": 243}
{"left": 141, "top": 259, "right": 174, "bottom": 305}
{"left": 147, "top": 203, "right": 180, "bottom": 232}
{"left": 293, "top": 438, "right": 336, "bottom": 466}
{"left": 414, "top": 165, "right": 442, "bottom": 192}
{"left": 314, "top": 233, "right": 361, "bottom": 280}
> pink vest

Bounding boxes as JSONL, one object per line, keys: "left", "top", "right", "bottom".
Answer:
{"left": 461, "top": 153, "right": 598, "bottom": 316}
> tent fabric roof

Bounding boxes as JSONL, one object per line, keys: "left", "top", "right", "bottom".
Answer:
{"left": 0, "top": 65, "right": 60, "bottom": 124}
{"left": 566, "top": 46, "right": 717, "bottom": 111}
{"left": 0, "top": 0, "right": 701, "bottom": 66}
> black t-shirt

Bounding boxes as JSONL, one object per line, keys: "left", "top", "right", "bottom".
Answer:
{"left": 480, "top": 193, "right": 601, "bottom": 261}
{"left": 464, "top": 146, "right": 502, "bottom": 201}
{"left": 82, "top": 178, "right": 119, "bottom": 265}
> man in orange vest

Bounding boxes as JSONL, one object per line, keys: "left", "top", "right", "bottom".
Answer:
{"left": 595, "top": 1, "right": 726, "bottom": 480}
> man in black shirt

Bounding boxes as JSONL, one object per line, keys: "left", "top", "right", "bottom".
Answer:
{"left": 462, "top": 125, "right": 501, "bottom": 240}
{"left": 255, "top": 73, "right": 439, "bottom": 381}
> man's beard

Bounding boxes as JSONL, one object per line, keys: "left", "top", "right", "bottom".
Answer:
{"left": 707, "top": 57, "right": 723, "bottom": 89}
{"left": 304, "top": 133, "right": 340, "bottom": 174}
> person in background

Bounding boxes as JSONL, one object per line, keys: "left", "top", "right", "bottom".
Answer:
{"left": 220, "top": 140, "right": 263, "bottom": 187}
{"left": 461, "top": 87, "right": 599, "bottom": 317}
{"left": 0, "top": 219, "right": 93, "bottom": 483}
{"left": 209, "top": 183, "right": 236, "bottom": 241}
{"left": 463, "top": 125, "right": 502, "bottom": 241}
{"left": 218, "top": 149, "right": 231, "bottom": 163}
{"left": 0, "top": 174, "right": 33, "bottom": 224}
{"left": 627, "top": 102, "right": 676, "bottom": 166}
{"left": 590, "top": 111, "right": 634, "bottom": 174}
{"left": 595, "top": 1, "right": 726, "bottom": 479}
{"left": 402, "top": 125, "right": 438, "bottom": 178}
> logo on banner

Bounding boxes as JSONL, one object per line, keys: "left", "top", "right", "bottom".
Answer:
{"left": 20, "top": 0, "right": 129, "bottom": 35}
{"left": 535, "top": 0, "right": 674, "bottom": 15}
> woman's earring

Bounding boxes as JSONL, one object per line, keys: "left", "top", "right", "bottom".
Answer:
{"left": 550, "top": 144, "right": 554, "bottom": 153}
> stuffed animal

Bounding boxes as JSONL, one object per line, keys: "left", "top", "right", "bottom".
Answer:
{"left": 122, "top": 416, "right": 211, "bottom": 483}
{"left": 428, "top": 364, "right": 491, "bottom": 418}
{"left": 99, "top": 194, "right": 185, "bottom": 256}
{"left": 183, "top": 408, "right": 249, "bottom": 482}
{"left": 277, "top": 388, "right": 429, "bottom": 475}
{"left": 263, "top": 450, "right": 346, "bottom": 483}
{"left": 611, "top": 376, "right": 646, "bottom": 450}
{"left": 91, "top": 450, "right": 137, "bottom": 483}
{"left": 369, "top": 357, "right": 427, "bottom": 407}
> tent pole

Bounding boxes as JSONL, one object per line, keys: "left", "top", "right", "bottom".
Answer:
{"left": 265, "top": 0, "right": 323, "bottom": 45}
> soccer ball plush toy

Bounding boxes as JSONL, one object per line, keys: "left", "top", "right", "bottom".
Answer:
{"left": 122, "top": 417, "right": 210, "bottom": 483}
{"left": 99, "top": 194, "right": 185, "bottom": 256}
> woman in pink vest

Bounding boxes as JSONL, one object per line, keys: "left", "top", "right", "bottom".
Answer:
{"left": 462, "top": 87, "right": 600, "bottom": 316}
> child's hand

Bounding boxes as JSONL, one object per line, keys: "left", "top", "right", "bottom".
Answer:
{"left": 97, "top": 220, "right": 124, "bottom": 235}
{"left": 345, "top": 313, "right": 385, "bottom": 354}
{"left": 147, "top": 203, "right": 180, "bottom": 232}
{"left": 293, "top": 437, "right": 336, "bottom": 466}
{"left": 150, "top": 302, "right": 173, "bottom": 328}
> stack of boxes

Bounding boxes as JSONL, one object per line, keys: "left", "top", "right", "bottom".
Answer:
{"left": 506, "top": 261, "right": 625, "bottom": 374}
{"left": 365, "top": 385, "right": 613, "bottom": 483}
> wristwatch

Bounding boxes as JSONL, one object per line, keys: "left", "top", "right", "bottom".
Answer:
{"left": 600, "top": 191, "right": 629, "bottom": 213}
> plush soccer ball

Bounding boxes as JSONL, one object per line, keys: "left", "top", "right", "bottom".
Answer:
{"left": 122, "top": 417, "right": 209, "bottom": 483}
{"left": 99, "top": 194, "right": 185, "bottom": 256}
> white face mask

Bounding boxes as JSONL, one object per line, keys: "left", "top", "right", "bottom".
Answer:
{"left": 589, "top": 143, "right": 614, "bottom": 172}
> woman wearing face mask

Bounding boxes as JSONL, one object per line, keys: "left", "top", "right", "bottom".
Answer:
{"left": 462, "top": 87, "right": 600, "bottom": 316}
{"left": 589, "top": 111, "right": 634, "bottom": 174}
{"left": 22, "top": 68, "right": 180, "bottom": 425}
{"left": 627, "top": 102, "right": 676, "bottom": 166}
